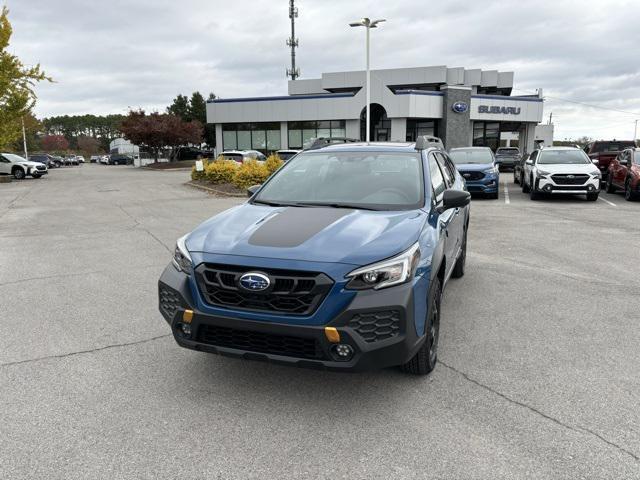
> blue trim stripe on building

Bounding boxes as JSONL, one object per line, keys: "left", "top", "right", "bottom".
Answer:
{"left": 471, "top": 94, "right": 543, "bottom": 103}
{"left": 209, "top": 92, "right": 356, "bottom": 104}
{"left": 394, "top": 90, "right": 444, "bottom": 97}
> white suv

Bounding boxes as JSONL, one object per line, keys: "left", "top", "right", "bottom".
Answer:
{"left": 0, "top": 153, "right": 48, "bottom": 179}
{"left": 522, "top": 147, "right": 601, "bottom": 201}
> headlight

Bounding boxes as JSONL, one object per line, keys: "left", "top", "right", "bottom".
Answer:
{"left": 537, "top": 169, "right": 550, "bottom": 178}
{"left": 483, "top": 166, "right": 498, "bottom": 174}
{"left": 172, "top": 234, "right": 193, "bottom": 274}
{"left": 591, "top": 171, "right": 602, "bottom": 178}
{"left": 346, "top": 243, "right": 420, "bottom": 290}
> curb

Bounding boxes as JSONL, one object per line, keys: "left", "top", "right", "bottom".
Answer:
{"left": 185, "top": 181, "right": 245, "bottom": 198}
{"left": 141, "top": 166, "right": 193, "bottom": 171}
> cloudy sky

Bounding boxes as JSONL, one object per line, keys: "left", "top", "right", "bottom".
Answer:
{"left": 7, "top": 0, "right": 640, "bottom": 140}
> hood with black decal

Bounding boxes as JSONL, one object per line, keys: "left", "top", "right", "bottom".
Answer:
{"left": 185, "top": 203, "right": 427, "bottom": 266}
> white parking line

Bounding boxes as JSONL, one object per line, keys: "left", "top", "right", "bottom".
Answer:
{"left": 503, "top": 177, "right": 510, "bottom": 204}
{"left": 599, "top": 196, "right": 617, "bottom": 207}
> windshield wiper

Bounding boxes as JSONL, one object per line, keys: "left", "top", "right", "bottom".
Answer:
{"left": 252, "top": 199, "right": 301, "bottom": 207}
{"left": 294, "top": 202, "right": 380, "bottom": 211}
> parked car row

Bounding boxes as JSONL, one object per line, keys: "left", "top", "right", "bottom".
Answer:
{"left": 28, "top": 153, "right": 84, "bottom": 168}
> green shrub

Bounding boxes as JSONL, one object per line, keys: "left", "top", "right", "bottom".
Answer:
{"left": 232, "top": 160, "right": 270, "bottom": 190}
{"left": 265, "top": 154, "right": 283, "bottom": 175}
{"left": 204, "top": 159, "right": 237, "bottom": 184}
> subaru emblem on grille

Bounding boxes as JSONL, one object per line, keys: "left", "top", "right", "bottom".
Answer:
{"left": 463, "top": 173, "right": 471, "bottom": 178}
{"left": 239, "top": 272, "right": 270, "bottom": 291}
{"left": 567, "top": 175, "right": 575, "bottom": 179}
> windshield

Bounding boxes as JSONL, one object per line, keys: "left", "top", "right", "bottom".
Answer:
{"left": 254, "top": 151, "right": 424, "bottom": 210}
{"left": 496, "top": 148, "right": 519, "bottom": 155}
{"left": 449, "top": 149, "right": 494, "bottom": 165}
{"left": 538, "top": 150, "right": 591, "bottom": 165}
{"left": 2, "top": 153, "right": 27, "bottom": 163}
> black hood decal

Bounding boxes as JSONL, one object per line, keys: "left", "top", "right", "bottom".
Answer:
{"left": 248, "top": 207, "right": 351, "bottom": 248}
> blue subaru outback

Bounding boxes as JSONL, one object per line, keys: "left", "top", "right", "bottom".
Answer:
{"left": 158, "top": 139, "right": 471, "bottom": 375}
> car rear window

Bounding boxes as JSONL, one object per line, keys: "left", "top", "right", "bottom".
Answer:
{"left": 222, "top": 153, "right": 243, "bottom": 162}
{"left": 496, "top": 148, "right": 519, "bottom": 154}
{"left": 592, "top": 142, "right": 635, "bottom": 153}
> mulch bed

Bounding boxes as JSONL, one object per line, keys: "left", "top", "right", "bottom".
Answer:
{"left": 144, "top": 160, "right": 196, "bottom": 170}
{"left": 187, "top": 180, "right": 245, "bottom": 197}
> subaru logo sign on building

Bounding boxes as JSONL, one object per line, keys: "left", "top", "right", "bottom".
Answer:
{"left": 452, "top": 101, "right": 469, "bottom": 113}
{"left": 239, "top": 272, "right": 270, "bottom": 291}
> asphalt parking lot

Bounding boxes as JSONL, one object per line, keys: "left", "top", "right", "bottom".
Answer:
{"left": 1, "top": 165, "right": 639, "bottom": 479}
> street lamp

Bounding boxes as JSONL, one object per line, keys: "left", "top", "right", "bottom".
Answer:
{"left": 350, "top": 17, "right": 385, "bottom": 143}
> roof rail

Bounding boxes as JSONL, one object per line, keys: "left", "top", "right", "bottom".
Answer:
{"left": 304, "top": 137, "right": 360, "bottom": 150}
{"left": 415, "top": 135, "right": 445, "bottom": 151}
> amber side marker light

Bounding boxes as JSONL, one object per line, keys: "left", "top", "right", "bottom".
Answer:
{"left": 324, "top": 327, "right": 340, "bottom": 343}
{"left": 182, "top": 310, "right": 194, "bottom": 324}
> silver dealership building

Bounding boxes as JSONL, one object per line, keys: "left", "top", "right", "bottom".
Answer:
{"left": 206, "top": 65, "right": 544, "bottom": 154}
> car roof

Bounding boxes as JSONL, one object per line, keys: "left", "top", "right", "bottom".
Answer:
{"left": 304, "top": 141, "right": 432, "bottom": 154}
{"left": 539, "top": 146, "right": 582, "bottom": 150}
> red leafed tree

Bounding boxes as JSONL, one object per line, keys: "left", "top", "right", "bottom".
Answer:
{"left": 119, "top": 110, "right": 203, "bottom": 162}
{"left": 41, "top": 134, "right": 69, "bottom": 152}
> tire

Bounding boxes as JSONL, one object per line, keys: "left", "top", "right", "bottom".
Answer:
{"left": 402, "top": 277, "right": 441, "bottom": 375}
{"left": 586, "top": 192, "right": 599, "bottom": 201}
{"left": 625, "top": 179, "right": 637, "bottom": 201}
{"left": 514, "top": 170, "right": 519, "bottom": 184}
{"left": 488, "top": 191, "right": 499, "bottom": 199}
{"left": 522, "top": 176, "right": 530, "bottom": 193}
{"left": 13, "top": 168, "right": 25, "bottom": 180}
{"left": 529, "top": 178, "right": 539, "bottom": 200}
{"left": 606, "top": 178, "right": 616, "bottom": 193}
{"left": 451, "top": 231, "right": 467, "bottom": 278}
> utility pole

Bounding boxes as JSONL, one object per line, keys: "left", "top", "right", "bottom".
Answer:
{"left": 286, "top": 0, "right": 300, "bottom": 81}
{"left": 21, "top": 117, "right": 28, "bottom": 159}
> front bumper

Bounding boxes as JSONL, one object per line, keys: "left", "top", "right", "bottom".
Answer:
{"left": 464, "top": 174, "right": 499, "bottom": 194}
{"left": 534, "top": 176, "right": 600, "bottom": 194}
{"left": 158, "top": 263, "right": 428, "bottom": 372}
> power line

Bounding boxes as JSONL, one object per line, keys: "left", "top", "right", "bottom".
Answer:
{"left": 513, "top": 88, "right": 640, "bottom": 116}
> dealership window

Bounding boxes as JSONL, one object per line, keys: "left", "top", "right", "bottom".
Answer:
{"left": 287, "top": 120, "right": 346, "bottom": 149}
{"left": 406, "top": 119, "right": 438, "bottom": 142}
{"left": 222, "top": 123, "right": 280, "bottom": 154}
{"left": 473, "top": 122, "right": 500, "bottom": 151}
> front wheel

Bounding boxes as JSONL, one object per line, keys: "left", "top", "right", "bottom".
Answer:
{"left": 13, "top": 169, "right": 25, "bottom": 180}
{"left": 522, "top": 177, "right": 530, "bottom": 193}
{"left": 605, "top": 178, "right": 616, "bottom": 193}
{"left": 529, "top": 181, "right": 539, "bottom": 200}
{"left": 451, "top": 232, "right": 467, "bottom": 278}
{"left": 586, "top": 192, "right": 599, "bottom": 201}
{"left": 514, "top": 171, "right": 519, "bottom": 184}
{"left": 625, "top": 180, "right": 637, "bottom": 201}
{"left": 402, "top": 277, "right": 441, "bottom": 375}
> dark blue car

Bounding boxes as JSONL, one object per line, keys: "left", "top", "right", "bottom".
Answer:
{"left": 159, "top": 140, "right": 471, "bottom": 375}
{"left": 449, "top": 147, "right": 500, "bottom": 199}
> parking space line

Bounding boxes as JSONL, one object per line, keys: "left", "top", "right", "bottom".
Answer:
{"left": 503, "top": 177, "right": 510, "bottom": 204}
{"left": 599, "top": 196, "right": 617, "bottom": 207}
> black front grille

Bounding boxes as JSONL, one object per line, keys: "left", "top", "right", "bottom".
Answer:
{"left": 349, "top": 310, "right": 401, "bottom": 343}
{"left": 198, "top": 324, "right": 324, "bottom": 359}
{"left": 460, "top": 171, "right": 484, "bottom": 181}
{"left": 35, "top": 165, "right": 46, "bottom": 171}
{"left": 195, "top": 264, "right": 333, "bottom": 315}
{"left": 551, "top": 174, "right": 589, "bottom": 185}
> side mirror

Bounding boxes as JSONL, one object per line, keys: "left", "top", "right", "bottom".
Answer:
{"left": 525, "top": 159, "right": 534, "bottom": 165}
{"left": 439, "top": 189, "right": 471, "bottom": 212}
{"left": 619, "top": 159, "right": 628, "bottom": 166}
{"left": 592, "top": 159, "right": 599, "bottom": 165}
{"left": 247, "top": 184, "right": 261, "bottom": 197}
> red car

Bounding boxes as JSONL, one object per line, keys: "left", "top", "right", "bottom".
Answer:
{"left": 606, "top": 147, "right": 640, "bottom": 201}
{"left": 584, "top": 140, "right": 636, "bottom": 181}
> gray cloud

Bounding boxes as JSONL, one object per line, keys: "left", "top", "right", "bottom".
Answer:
{"left": 8, "top": 0, "right": 640, "bottom": 139}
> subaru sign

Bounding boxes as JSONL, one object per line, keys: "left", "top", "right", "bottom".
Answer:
{"left": 239, "top": 272, "right": 270, "bottom": 291}
{"left": 452, "top": 101, "right": 468, "bottom": 113}
{"left": 478, "top": 105, "right": 521, "bottom": 115}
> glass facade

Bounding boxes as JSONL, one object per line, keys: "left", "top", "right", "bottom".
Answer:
{"left": 405, "top": 119, "right": 438, "bottom": 142}
{"left": 287, "top": 120, "right": 346, "bottom": 149}
{"left": 473, "top": 122, "right": 500, "bottom": 151}
{"left": 222, "top": 123, "right": 281, "bottom": 154}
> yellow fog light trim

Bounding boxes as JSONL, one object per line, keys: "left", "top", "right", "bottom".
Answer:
{"left": 182, "top": 310, "right": 194, "bottom": 324}
{"left": 324, "top": 327, "right": 340, "bottom": 343}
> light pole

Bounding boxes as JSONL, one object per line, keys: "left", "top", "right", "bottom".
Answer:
{"left": 634, "top": 119, "right": 638, "bottom": 145}
{"left": 21, "top": 117, "right": 28, "bottom": 159}
{"left": 349, "top": 17, "right": 385, "bottom": 143}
